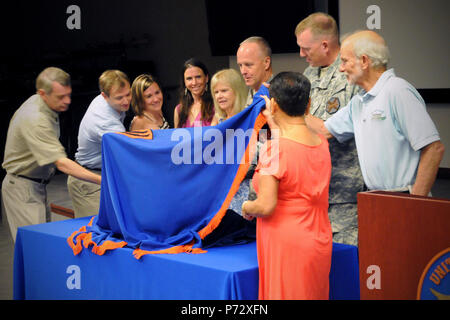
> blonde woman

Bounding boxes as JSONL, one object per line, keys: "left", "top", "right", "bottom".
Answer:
{"left": 202, "top": 68, "right": 256, "bottom": 248}
{"left": 210, "top": 68, "right": 248, "bottom": 122}
{"left": 130, "top": 74, "right": 169, "bottom": 131}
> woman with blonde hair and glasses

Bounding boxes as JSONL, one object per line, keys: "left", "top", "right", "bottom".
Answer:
{"left": 130, "top": 74, "right": 169, "bottom": 131}
{"left": 201, "top": 68, "right": 256, "bottom": 248}
{"left": 210, "top": 68, "right": 248, "bottom": 123}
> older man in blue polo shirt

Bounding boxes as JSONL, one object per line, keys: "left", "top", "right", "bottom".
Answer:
{"left": 307, "top": 30, "right": 445, "bottom": 196}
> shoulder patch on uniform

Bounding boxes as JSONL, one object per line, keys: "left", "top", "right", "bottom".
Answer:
{"left": 326, "top": 97, "right": 340, "bottom": 114}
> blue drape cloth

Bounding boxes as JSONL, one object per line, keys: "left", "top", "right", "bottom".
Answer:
{"left": 17, "top": 218, "right": 359, "bottom": 300}
{"left": 68, "top": 86, "right": 269, "bottom": 258}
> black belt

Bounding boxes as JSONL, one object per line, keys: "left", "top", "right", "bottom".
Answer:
{"left": 17, "top": 175, "right": 51, "bottom": 185}
{"left": 76, "top": 161, "right": 101, "bottom": 171}
{"left": 84, "top": 166, "right": 101, "bottom": 171}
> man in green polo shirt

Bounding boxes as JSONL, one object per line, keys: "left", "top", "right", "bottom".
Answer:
{"left": 2, "top": 67, "right": 101, "bottom": 242}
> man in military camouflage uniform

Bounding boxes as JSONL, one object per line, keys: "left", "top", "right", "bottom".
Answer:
{"left": 295, "top": 13, "right": 365, "bottom": 246}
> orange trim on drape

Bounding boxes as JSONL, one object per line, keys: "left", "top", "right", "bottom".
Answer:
{"left": 90, "top": 240, "right": 128, "bottom": 255}
{"left": 132, "top": 241, "right": 207, "bottom": 259}
{"left": 67, "top": 226, "right": 87, "bottom": 255}
{"left": 67, "top": 216, "right": 94, "bottom": 255}
{"left": 198, "top": 113, "right": 267, "bottom": 240}
{"left": 116, "top": 129, "right": 153, "bottom": 140}
{"left": 67, "top": 216, "right": 127, "bottom": 256}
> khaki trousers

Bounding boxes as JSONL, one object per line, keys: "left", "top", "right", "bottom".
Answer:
{"left": 1, "top": 174, "right": 50, "bottom": 242}
{"left": 67, "top": 173, "right": 100, "bottom": 218}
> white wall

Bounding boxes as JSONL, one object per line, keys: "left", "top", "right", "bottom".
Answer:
{"left": 229, "top": 53, "right": 308, "bottom": 75}
{"left": 339, "top": 0, "right": 450, "bottom": 90}
{"left": 228, "top": 0, "right": 450, "bottom": 167}
{"left": 339, "top": 0, "right": 450, "bottom": 167}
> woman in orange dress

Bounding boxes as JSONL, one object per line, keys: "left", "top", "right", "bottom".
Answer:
{"left": 242, "top": 72, "right": 332, "bottom": 300}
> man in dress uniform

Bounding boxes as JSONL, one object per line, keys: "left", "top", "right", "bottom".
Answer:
{"left": 296, "top": 13, "right": 365, "bottom": 246}
{"left": 2, "top": 67, "right": 101, "bottom": 242}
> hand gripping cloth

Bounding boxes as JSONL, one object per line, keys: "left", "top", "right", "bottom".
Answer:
{"left": 68, "top": 86, "right": 269, "bottom": 259}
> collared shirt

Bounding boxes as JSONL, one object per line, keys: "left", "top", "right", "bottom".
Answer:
{"left": 325, "top": 69, "right": 440, "bottom": 191}
{"left": 2, "top": 94, "right": 67, "bottom": 179}
{"left": 304, "top": 55, "right": 365, "bottom": 204}
{"left": 245, "top": 74, "right": 274, "bottom": 107}
{"left": 245, "top": 88, "right": 255, "bottom": 107}
{"left": 75, "top": 94, "right": 126, "bottom": 169}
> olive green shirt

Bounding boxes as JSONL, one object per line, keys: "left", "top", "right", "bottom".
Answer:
{"left": 2, "top": 94, "right": 67, "bottom": 180}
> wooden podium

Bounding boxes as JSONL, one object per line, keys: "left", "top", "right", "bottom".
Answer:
{"left": 358, "top": 191, "right": 450, "bottom": 300}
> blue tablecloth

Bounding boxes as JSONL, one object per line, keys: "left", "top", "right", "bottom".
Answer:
{"left": 14, "top": 217, "right": 359, "bottom": 300}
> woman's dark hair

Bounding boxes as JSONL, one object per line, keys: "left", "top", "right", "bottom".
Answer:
{"left": 177, "top": 58, "right": 214, "bottom": 127}
{"left": 269, "top": 72, "right": 311, "bottom": 117}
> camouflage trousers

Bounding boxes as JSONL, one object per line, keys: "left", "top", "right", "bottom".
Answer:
{"left": 328, "top": 203, "right": 358, "bottom": 247}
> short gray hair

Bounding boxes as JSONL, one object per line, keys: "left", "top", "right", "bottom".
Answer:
{"left": 36, "top": 67, "right": 71, "bottom": 94}
{"left": 342, "top": 31, "right": 390, "bottom": 68}
{"left": 240, "top": 36, "right": 272, "bottom": 59}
